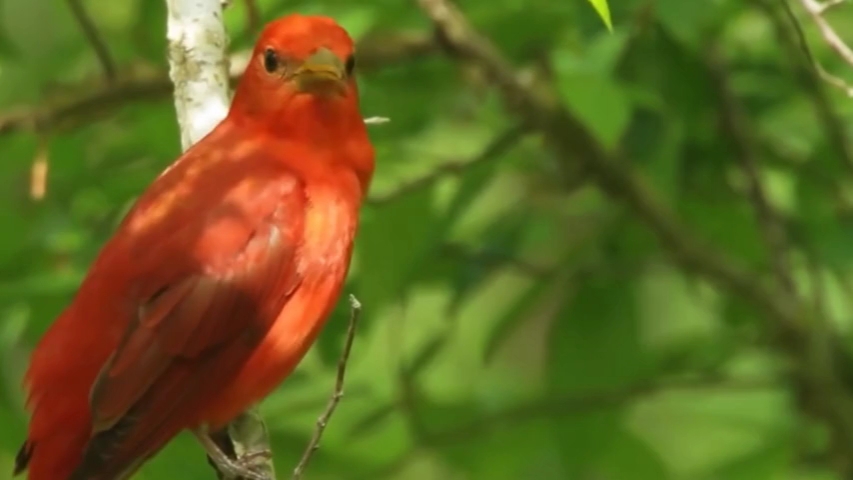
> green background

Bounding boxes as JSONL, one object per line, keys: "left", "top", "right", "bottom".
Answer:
{"left": 1, "top": 0, "right": 853, "bottom": 478}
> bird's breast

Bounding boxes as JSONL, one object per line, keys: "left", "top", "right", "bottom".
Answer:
{"left": 201, "top": 182, "right": 360, "bottom": 426}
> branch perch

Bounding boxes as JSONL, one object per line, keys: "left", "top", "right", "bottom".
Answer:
{"left": 66, "top": 0, "right": 117, "bottom": 82}
{"left": 291, "top": 295, "right": 363, "bottom": 480}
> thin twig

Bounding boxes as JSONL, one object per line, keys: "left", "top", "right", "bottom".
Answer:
{"left": 66, "top": 0, "right": 117, "bottom": 82}
{"left": 242, "top": 0, "right": 261, "bottom": 34}
{"left": 706, "top": 49, "right": 797, "bottom": 295}
{"left": 786, "top": 0, "right": 853, "bottom": 95}
{"left": 416, "top": 0, "right": 805, "bottom": 339}
{"left": 367, "top": 123, "right": 530, "bottom": 205}
{"left": 771, "top": 0, "right": 853, "bottom": 173}
{"left": 291, "top": 295, "right": 363, "bottom": 480}
{"left": 440, "top": 242, "right": 553, "bottom": 277}
{"left": 799, "top": 0, "right": 853, "bottom": 66}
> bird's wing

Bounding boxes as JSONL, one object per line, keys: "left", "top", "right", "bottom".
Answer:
{"left": 73, "top": 160, "right": 307, "bottom": 479}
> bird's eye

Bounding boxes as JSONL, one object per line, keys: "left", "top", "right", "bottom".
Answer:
{"left": 263, "top": 48, "right": 278, "bottom": 73}
{"left": 345, "top": 54, "right": 356, "bottom": 76}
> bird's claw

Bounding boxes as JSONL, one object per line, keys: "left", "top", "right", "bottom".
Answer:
{"left": 241, "top": 449, "right": 272, "bottom": 463}
{"left": 211, "top": 454, "right": 270, "bottom": 480}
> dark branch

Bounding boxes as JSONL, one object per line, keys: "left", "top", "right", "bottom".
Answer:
{"left": 291, "top": 294, "right": 363, "bottom": 480}
{"left": 373, "top": 375, "right": 779, "bottom": 477}
{"left": 367, "top": 123, "right": 531, "bottom": 205}
{"left": 777, "top": 0, "right": 853, "bottom": 95}
{"left": 415, "top": 0, "right": 853, "bottom": 475}
{"left": 0, "top": 32, "right": 436, "bottom": 137}
{"left": 706, "top": 49, "right": 797, "bottom": 296}
{"left": 424, "top": 376, "right": 780, "bottom": 446}
{"left": 416, "top": 0, "right": 805, "bottom": 339}
{"left": 768, "top": 0, "right": 853, "bottom": 174}
{"left": 66, "top": 0, "right": 117, "bottom": 82}
{"left": 440, "top": 242, "right": 553, "bottom": 277}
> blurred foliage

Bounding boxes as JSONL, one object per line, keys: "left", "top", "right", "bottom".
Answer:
{"left": 1, "top": 0, "right": 853, "bottom": 479}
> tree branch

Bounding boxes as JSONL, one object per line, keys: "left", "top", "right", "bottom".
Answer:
{"left": 706, "top": 49, "right": 797, "bottom": 295}
{"left": 415, "top": 0, "right": 853, "bottom": 474}
{"left": 418, "top": 0, "right": 853, "bottom": 473}
{"left": 785, "top": 0, "right": 853, "bottom": 96}
{"left": 242, "top": 0, "right": 261, "bottom": 34}
{"left": 772, "top": 0, "right": 853, "bottom": 175}
{"left": 292, "top": 295, "right": 363, "bottom": 480}
{"left": 366, "top": 123, "right": 531, "bottom": 205}
{"left": 439, "top": 242, "right": 553, "bottom": 277}
{"left": 66, "top": 0, "right": 117, "bottom": 82}
{"left": 0, "top": 32, "right": 434, "bottom": 137}
{"left": 423, "top": 376, "right": 780, "bottom": 447}
{"left": 415, "top": 0, "right": 804, "bottom": 340}
{"left": 373, "top": 374, "right": 780, "bottom": 477}
{"left": 799, "top": 0, "right": 853, "bottom": 67}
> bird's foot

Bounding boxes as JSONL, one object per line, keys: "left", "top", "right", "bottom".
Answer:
{"left": 194, "top": 429, "right": 271, "bottom": 480}
{"left": 210, "top": 454, "right": 270, "bottom": 480}
{"left": 240, "top": 449, "right": 272, "bottom": 464}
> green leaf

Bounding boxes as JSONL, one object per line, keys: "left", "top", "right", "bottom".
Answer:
{"left": 551, "top": 25, "right": 632, "bottom": 150}
{"left": 705, "top": 437, "right": 793, "bottom": 480}
{"left": 355, "top": 187, "right": 440, "bottom": 310}
{"left": 630, "top": 388, "right": 791, "bottom": 478}
{"left": 547, "top": 270, "right": 655, "bottom": 475}
{"left": 556, "top": 73, "right": 631, "bottom": 150}
{"left": 587, "top": 0, "right": 613, "bottom": 31}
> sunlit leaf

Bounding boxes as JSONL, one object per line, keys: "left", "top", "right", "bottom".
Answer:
{"left": 586, "top": 0, "right": 612, "bottom": 31}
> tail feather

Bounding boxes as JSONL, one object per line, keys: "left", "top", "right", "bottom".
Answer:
{"left": 69, "top": 410, "right": 178, "bottom": 480}
{"left": 13, "top": 441, "right": 33, "bottom": 476}
{"left": 16, "top": 429, "right": 89, "bottom": 480}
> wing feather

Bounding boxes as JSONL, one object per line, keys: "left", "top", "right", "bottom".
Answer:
{"left": 73, "top": 170, "right": 306, "bottom": 479}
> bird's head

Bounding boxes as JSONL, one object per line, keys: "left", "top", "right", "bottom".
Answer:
{"left": 230, "top": 14, "right": 360, "bottom": 122}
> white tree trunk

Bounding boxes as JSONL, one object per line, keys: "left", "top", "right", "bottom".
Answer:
{"left": 165, "top": 0, "right": 231, "bottom": 151}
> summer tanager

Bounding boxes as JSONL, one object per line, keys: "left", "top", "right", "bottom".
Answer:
{"left": 14, "top": 14, "right": 374, "bottom": 480}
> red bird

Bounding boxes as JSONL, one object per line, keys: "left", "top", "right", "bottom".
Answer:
{"left": 15, "top": 14, "right": 374, "bottom": 480}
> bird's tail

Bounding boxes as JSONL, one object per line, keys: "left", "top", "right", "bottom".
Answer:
{"left": 14, "top": 426, "right": 88, "bottom": 480}
{"left": 15, "top": 323, "right": 99, "bottom": 480}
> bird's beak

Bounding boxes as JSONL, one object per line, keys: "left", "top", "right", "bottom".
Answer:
{"left": 293, "top": 47, "right": 346, "bottom": 96}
